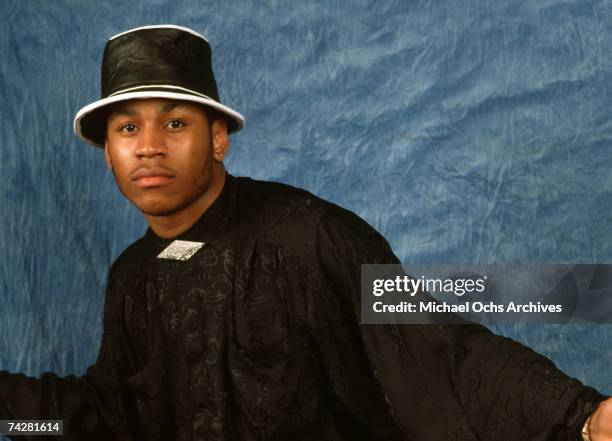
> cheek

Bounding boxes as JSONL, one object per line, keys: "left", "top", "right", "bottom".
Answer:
{"left": 177, "top": 140, "right": 212, "bottom": 174}
{"left": 106, "top": 147, "right": 133, "bottom": 185}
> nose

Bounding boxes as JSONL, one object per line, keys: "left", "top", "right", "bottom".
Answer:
{"left": 135, "top": 124, "right": 167, "bottom": 158}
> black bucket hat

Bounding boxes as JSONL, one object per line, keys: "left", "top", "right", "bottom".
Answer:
{"left": 73, "top": 25, "right": 245, "bottom": 147}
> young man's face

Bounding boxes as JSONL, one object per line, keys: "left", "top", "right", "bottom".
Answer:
{"left": 104, "top": 98, "right": 227, "bottom": 218}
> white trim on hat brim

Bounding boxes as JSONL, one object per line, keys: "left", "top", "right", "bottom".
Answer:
{"left": 109, "top": 25, "right": 208, "bottom": 42}
{"left": 108, "top": 84, "right": 214, "bottom": 98}
{"left": 73, "top": 90, "right": 245, "bottom": 147}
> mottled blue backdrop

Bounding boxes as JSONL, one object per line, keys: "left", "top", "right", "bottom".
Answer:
{"left": 1, "top": 0, "right": 611, "bottom": 418}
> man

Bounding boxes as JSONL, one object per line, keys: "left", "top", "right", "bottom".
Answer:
{"left": 0, "top": 24, "right": 610, "bottom": 441}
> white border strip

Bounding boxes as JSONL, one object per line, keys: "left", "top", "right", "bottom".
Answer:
{"left": 109, "top": 25, "right": 208, "bottom": 42}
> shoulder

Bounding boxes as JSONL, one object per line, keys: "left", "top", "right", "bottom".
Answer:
{"left": 231, "top": 176, "right": 320, "bottom": 211}
{"left": 230, "top": 175, "right": 395, "bottom": 259}
{"left": 231, "top": 175, "right": 366, "bottom": 230}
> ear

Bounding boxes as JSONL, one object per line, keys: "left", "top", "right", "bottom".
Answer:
{"left": 211, "top": 118, "right": 229, "bottom": 162}
{"left": 104, "top": 140, "right": 113, "bottom": 169}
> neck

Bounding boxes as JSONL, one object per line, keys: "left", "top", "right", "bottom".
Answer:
{"left": 144, "top": 165, "right": 226, "bottom": 239}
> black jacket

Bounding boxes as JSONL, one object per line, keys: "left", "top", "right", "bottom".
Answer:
{"left": 0, "top": 174, "right": 606, "bottom": 440}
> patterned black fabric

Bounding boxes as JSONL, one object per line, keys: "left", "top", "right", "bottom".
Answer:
{"left": 0, "top": 174, "right": 607, "bottom": 440}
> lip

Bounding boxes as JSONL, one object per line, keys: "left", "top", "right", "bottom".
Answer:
{"left": 131, "top": 166, "right": 175, "bottom": 188}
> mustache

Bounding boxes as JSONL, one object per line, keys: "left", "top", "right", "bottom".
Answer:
{"left": 131, "top": 165, "right": 176, "bottom": 180}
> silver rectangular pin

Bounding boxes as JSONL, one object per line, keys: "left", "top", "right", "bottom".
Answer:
{"left": 157, "top": 240, "right": 205, "bottom": 261}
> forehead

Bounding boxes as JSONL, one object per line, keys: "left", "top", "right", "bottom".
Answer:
{"left": 107, "top": 98, "right": 206, "bottom": 117}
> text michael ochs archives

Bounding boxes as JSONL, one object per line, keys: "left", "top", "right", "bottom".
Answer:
{"left": 359, "top": 264, "right": 592, "bottom": 325}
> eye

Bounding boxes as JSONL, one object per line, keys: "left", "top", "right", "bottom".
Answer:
{"left": 167, "top": 119, "right": 185, "bottom": 129}
{"left": 119, "top": 123, "right": 138, "bottom": 133}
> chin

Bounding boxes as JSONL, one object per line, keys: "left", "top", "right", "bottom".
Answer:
{"left": 132, "top": 198, "right": 182, "bottom": 217}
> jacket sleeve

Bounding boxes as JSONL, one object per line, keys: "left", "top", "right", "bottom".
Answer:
{"left": 0, "top": 269, "right": 138, "bottom": 441}
{"left": 313, "top": 206, "right": 608, "bottom": 441}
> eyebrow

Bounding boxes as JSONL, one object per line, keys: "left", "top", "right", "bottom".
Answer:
{"left": 109, "top": 106, "right": 138, "bottom": 117}
{"left": 160, "top": 101, "right": 183, "bottom": 113}
{"left": 108, "top": 101, "right": 186, "bottom": 118}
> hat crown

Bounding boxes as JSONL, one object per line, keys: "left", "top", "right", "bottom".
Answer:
{"left": 100, "top": 26, "right": 220, "bottom": 101}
